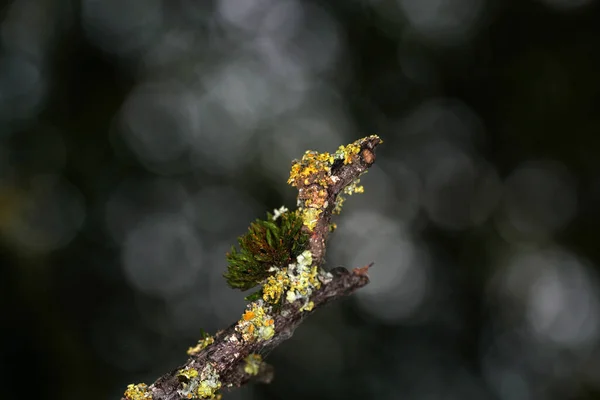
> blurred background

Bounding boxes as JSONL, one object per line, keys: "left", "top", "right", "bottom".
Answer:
{"left": 2, "top": 0, "right": 600, "bottom": 399}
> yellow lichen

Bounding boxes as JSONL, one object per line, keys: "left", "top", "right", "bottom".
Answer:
{"left": 197, "top": 381, "right": 221, "bottom": 398}
{"left": 237, "top": 302, "right": 276, "bottom": 342}
{"left": 282, "top": 251, "right": 322, "bottom": 309}
{"left": 288, "top": 136, "right": 380, "bottom": 229}
{"left": 309, "top": 266, "right": 321, "bottom": 288}
{"left": 301, "top": 208, "right": 322, "bottom": 230}
{"left": 288, "top": 135, "right": 382, "bottom": 231}
{"left": 287, "top": 150, "right": 334, "bottom": 188}
{"left": 124, "top": 383, "right": 152, "bottom": 400}
{"left": 262, "top": 270, "right": 290, "bottom": 303}
{"left": 178, "top": 364, "right": 221, "bottom": 399}
{"left": 299, "top": 301, "right": 315, "bottom": 312}
{"left": 260, "top": 325, "right": 275, "bottom": 340}
{"left": 334, "top": 135, "right": 381, "bottom": 165}
{"left": 344, "top": 178, "right": 364, "bottom": 195}
{"left": 333, "top": 177, "right": 364, "bottom": 214}
{"left": 335, "top": 142, "right": 361, "bottom": 165}
{"left": 288, "top": 264, "right": 321, "bottom": 299}
{"left": 244, "top": 354, "right": 263, "bottom": 376}
{"left": 196, "top": 364, "right": 221, "bottom": 399}
{"left": 333, "top": 195, "right": 345, "bottom": 214}
{"left": 187, "top": 334, "right": 215, "bottom": 355}
{"left": 289, "top": 135, "right": 381, "bottom": 188}
{"left": 177, "top": 363, "right": 223, "bottom": 399}
{"left": 178, "top": 367, "right": 199, "bottom": 380}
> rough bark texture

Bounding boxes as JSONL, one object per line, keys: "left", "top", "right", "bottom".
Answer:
{"left": 121, "top": 136, "right": 381, "bottom": 400}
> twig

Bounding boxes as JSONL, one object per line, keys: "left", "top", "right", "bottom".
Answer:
{"left": 121, "top": 135, "right": 382, "bottom": 400}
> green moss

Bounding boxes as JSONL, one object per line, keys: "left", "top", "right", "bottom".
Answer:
{"left": 224, "top": 209, "right": 308, "bottom": 291}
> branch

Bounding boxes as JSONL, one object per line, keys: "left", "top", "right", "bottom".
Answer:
{"left": 121, "top": 135, "right": 382, "bottom": 400}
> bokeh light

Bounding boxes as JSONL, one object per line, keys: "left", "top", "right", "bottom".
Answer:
{"left": 397, "top": 0, "right": 486, "bottom": 45}
{"left": 82, "top": 0, "right": 163, "bottom": 57}
{"left": 122, "top": 212, "right": 203, "bottom": 298}
{"left": 536, "top": 0, "right": 595, "bottom": 11}
{"left": 0, "top": 53, "right": 44, "bottom": 123}
{"left": 496, "top": 160, "right": 578, "bottom": 242}
{"left": 3, "top": 174, "right": 85, "bottom": 253}
{"left": 331, "top": 211, "right": 432, "bottom": 323}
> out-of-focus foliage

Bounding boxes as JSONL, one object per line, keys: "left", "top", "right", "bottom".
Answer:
{"left": 2, "top": 0, "right": 600, "bottom": 400}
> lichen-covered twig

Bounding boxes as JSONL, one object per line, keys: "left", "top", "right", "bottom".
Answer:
{"left": 121, "top": 135, "right": 382, "bottom": 400}
{"left": 289, "top": 135, "right": 382, "bottom": 266}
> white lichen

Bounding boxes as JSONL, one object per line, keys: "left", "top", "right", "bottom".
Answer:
{"left": 272, "top": 206, "right": 289, "bottom": 220}
{"left": 284, "top": 250, "right": 321, "bottom": 308}
{"left": 196, "top": 363, "right": 221, "bottom": 398}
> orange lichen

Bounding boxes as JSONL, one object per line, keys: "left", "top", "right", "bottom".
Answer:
{"left": 336, "top": 143, "right": 361, "bottom": 164}
{"left": 301, "top": 186, "right": 328, "bottom": 209}
{"left": 237, "top": 302, "right": 275, "bottom": 341}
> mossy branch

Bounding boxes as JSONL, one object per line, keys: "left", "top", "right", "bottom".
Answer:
{"left": 121, "top": 136, "right": 382, "bottom": 400}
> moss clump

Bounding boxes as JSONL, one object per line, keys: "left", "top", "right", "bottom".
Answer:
{"left": 224, "top": 209, "right": 308, "bottom": 291}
